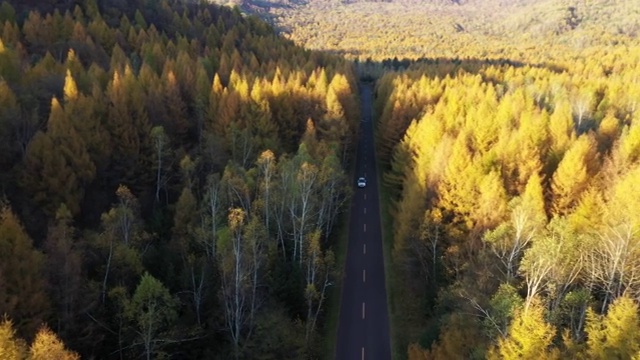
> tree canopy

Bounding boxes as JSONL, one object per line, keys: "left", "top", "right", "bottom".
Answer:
{"left": 0, "top": 0, "right": 357, "bottom": 357}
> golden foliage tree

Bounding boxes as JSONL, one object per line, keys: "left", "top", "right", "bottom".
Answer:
{"left": 0, "top": 318, "right": 26, "bottom": 360}
{"left": 551, "top": 134, "right": 598, "bottom": 216}
{"left": 29, "top": 326, "right": 80, "bottom": 360}
{"left": 488, "top": 298, "right": 558, "bottom": 360}
{"left": 586, "top": 295, "right": 640, "bottom": 359}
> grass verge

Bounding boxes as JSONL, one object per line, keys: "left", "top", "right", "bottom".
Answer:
{"left": 321, "top": 208, "right": 350, "bottom": 358}
{"left": 377, "top": 180, "right": 400, "bottom": 358}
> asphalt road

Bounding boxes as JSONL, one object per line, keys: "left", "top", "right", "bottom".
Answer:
{"left": 335, "top": 83, "right": 391, "bottom": 360}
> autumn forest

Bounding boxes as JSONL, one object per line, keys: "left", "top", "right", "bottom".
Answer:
{"left": 240, "top": 0, "right": 640, "bottom": 358}
{"left": 2, "top": 0, "right": 640, "bottom": 359}
{"left": 0, "top": 0, "right": 358, "bottom": 358}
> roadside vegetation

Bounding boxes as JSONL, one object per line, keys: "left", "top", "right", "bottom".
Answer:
{"left": 373, "top": 25, "right": 640, "bottom": 360}
{"left": 376, "top": 53, "right": 640, "bottom": 358}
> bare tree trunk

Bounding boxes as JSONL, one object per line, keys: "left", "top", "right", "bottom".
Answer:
{"left": 593, "top": 223, "right": 640, "bottom": 312}
{"left": 155, "top": 137, "right": 163, "bottom": 203}
{"left": 273, "top": 161, "right": 294, "bottom": 260}
{"left": 430, "top": 224, "right": 438, "bottom": 281}
{"left": 311, "top": 265, "right": 331, "bottom": 340}
{"left": 295, "top": 162, "right": 318, "bottom": 265}
{"left": 247, "top": 218, "right": 265, "bottom": 340}
{"left": 102, "top": 236, "right": 114, "bottom": 304}
{"left": 241, "top": 128, "right": 253, "bottom": 169}
{"left": 524, "top": 253, "right": 553, "bottom": 309}
{"left": 233, "top": 235, "right": 241, "bottom": 355}
{"left": 190, "top": 262, "right": 206, "bottom": 326}
{"left": 257, "top": 151, "right": 276, "bottom": 242}
{"left": 152, "top": 126, "right": 169, "bottom": 204}
{"left": 205, "top": 176, "right": 221, "bottom": 261}
{"left": 305, "top": 242, "right": 318, "bottom": 343}
{"left": 221, "top": 209, "right": 248, "bottom": 357}
{"left": 289, "top": 196, "right": 300, "bottom": 263}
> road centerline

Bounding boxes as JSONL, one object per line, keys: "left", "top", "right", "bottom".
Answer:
{"left": 335, "top": 82, "right": 390, "bottom": 360}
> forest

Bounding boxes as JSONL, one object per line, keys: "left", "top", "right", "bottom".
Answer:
{"left": 0, "top": 0, "right": 359, "bottom": 358}
{"left": 241, "top": 0, "right": 640, "bottom": 358}
{"left": 374, "top": 19, "right": 640, "bottom": 360}
{"left": 227, "top": 0, "right": 640, "bottom": 358}
{"left": 5, "top": 0, "right": 640, "bottom": 359}
{"left": 233, "top": 0, "right": 640, "bottom": 62}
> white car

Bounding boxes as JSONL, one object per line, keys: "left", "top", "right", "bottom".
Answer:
{"left": 357, "top": 177, "right": 366, "bottom": 188}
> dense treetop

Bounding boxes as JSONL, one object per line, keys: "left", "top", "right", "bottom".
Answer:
{"left": 373, "top": 21, "right": 640, "bottom": 360}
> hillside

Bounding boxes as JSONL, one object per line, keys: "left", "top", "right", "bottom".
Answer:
{"left": 216, "top": 0, "right": 640, "bottom": 61}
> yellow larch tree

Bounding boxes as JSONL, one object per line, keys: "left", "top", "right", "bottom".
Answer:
{"left": 551, "top": 134, "right": 598, "bottom": 216}
{"left": 488, "top": 298, "right": 559, "bottom": 360}
{"left": 0, "top": 318, "right": 26, "bottom": 360}
{"left": 63, "top": 69, "right": 78, "bottom": 103}
{"left": 596, "top": 111, "right": 620, "bottom": 153}
{"left": 618, "top": 118, "right": 640, "bottom": 165}
{"left": 392, "top": 121, "right": 429, "bottom": 254}
{"left": 29, "top": 326, "right": 80, "bottom": 360}
{"left": 547, "top": 99, "right": 576, "bottom": 168}
{"left": 586, "top": 295, "right": 640, "bottom": 359}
